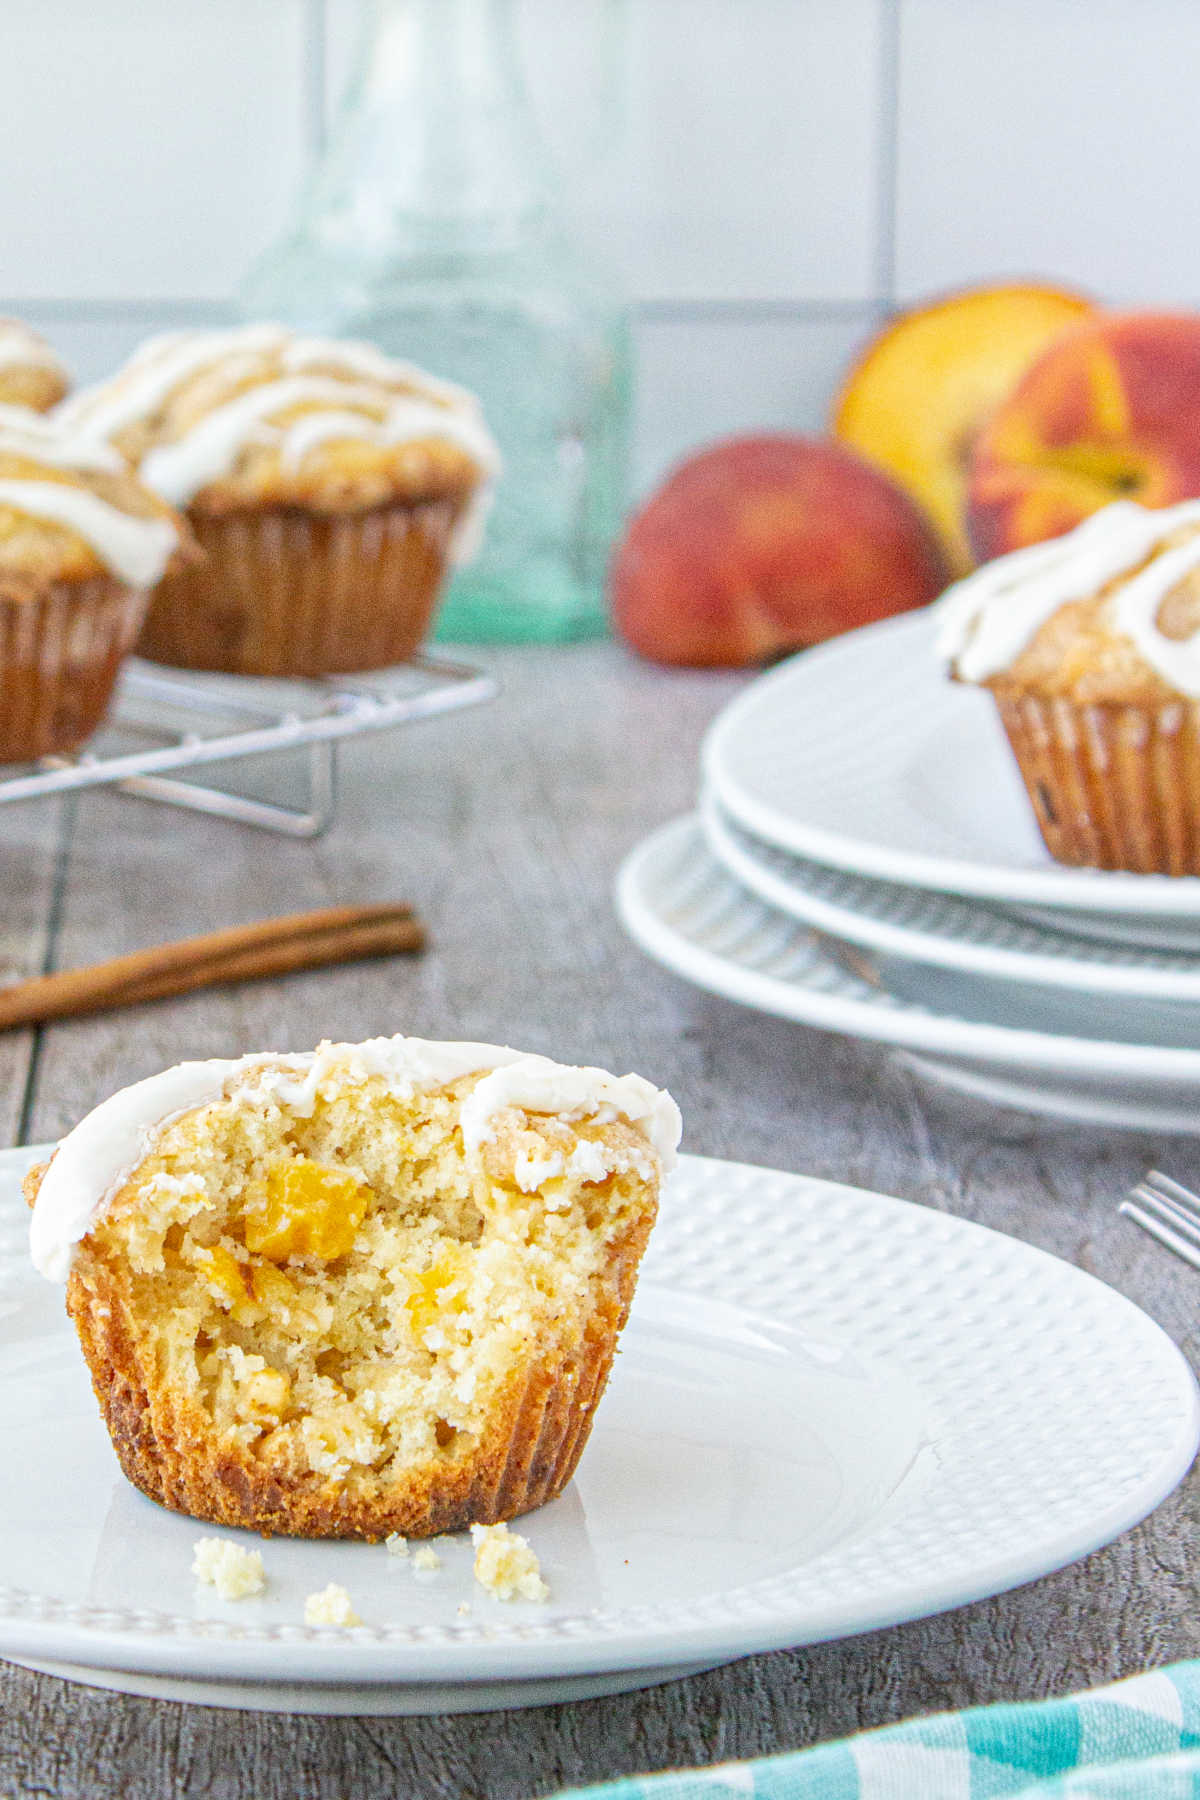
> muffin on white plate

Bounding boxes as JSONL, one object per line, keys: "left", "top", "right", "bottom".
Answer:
{"left": 27, "top": 1035, "right": 680, "bottom": 1539}
{"left": 938, "top": 498, "right": 1200, "bottom": 874}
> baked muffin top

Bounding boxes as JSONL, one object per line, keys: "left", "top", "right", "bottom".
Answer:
{"left": 29, "top": 1033, "right": 682, "bottom": 1281}
{"left": 0, "top": 320, "right": 69, "bottom": 413}
{"left": 937, "top": 500, "right": 1200, "bottom": 707}
{"left": 58, "top": 326, "right": 500, "bottom": 547}
{"left": 0, "top": 405, "right": 191, "bottom": 598}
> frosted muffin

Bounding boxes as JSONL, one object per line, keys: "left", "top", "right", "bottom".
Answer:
{"left": 0, "top": 320, "right": 69, "bottom": 413}
{"left": 937, "top": 499, "right": 1200, "bottom": 872}
{"left": 0, "top": 407, "right": 191, "bottom": 760}
{"left": 59, "top": 326, "right": 499, "bottom": 676}
{"left": 27, "top": 1036, "right": 679, "bottom": 1539}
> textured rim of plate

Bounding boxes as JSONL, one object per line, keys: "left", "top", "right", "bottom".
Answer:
{"left": 7, "top": 1656, "right": 722, "bottom": 1715}
{"left": 700, "top": 790, "right": 1200, "bottom": 1003}
{"left": 702, "top": 611, "right": 1200, "bottom": 916}
{"left": 0, "top": 1143, "right": 1196, "bottom": 1686}
{"left": 617, "top": 814, "right": 1200, "bottom": 1080}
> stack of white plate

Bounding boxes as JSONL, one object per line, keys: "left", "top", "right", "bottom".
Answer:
{"left": 616, "top": 609, "right": 1200, "bottom": 1133}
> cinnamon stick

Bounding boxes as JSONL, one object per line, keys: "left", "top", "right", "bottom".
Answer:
{"left": 0, "top": 904, "right": 424, "bottom": 1029}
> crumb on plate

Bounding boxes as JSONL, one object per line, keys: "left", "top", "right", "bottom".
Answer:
{"left": 304, "top": 1583, "right": 363, "bottom": 1627}
{"left": 191, "top": 1537, "right": 266, "bottom": 1601}
{"left": 470, "top": 1522, "right": 549, "bottom": 1602}
{"left": 385, "top": 1532, "right": 409, "bottom": 1559}
{"left": 412, "top": 1545, "right": 441, "bottom": 1572}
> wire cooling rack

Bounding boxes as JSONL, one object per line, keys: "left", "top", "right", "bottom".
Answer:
{"left": 6, "top": 655, "right": 497, "bottom": 839}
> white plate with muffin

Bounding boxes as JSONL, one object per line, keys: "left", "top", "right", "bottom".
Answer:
{"left": 0, "top": 1037, "right": 1194, "bottom": 1708}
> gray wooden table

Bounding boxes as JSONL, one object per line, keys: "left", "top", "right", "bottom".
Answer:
{"left": 1, "top": 642, "right": 1197, "bottom": 1799}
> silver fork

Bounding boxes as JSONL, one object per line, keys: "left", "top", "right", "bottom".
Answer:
{"left": 1120, "top": 1170, "right": 1200, "bottom": 1271}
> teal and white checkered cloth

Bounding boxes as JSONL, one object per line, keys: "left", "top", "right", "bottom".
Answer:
{"left": 548, "top": 1663, "right": 1200, "bottom": 1799}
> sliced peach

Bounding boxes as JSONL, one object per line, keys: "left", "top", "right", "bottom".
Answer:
{"left": 968, "top": 311, "right": 1200, "bottom": 560}
{"left": 833, "top": 283, "right": 1094, "bottom": 575}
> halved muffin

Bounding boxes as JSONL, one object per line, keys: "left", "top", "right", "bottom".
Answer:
{"left": 59, "top": 326, "right": 499, "bottom": 675}
{"left": 28, "top": 1037, "right": 679, "bottom": 1538}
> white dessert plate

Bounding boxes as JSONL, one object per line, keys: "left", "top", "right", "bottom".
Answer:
{"left": 700, "top": 790, "right": 1200, "bottom": 1008}
{"left": 617, "top": 815, "right": 1200, "bottom": 1133}
{"left": 702, "top": 609, "right": 1200, "bottom": 933}
{"left": 1, "top": 1144, "right": 1197, "bottom": 1713}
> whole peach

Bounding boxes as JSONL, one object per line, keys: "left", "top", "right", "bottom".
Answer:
{"left": 610, "top": 435, "right": 949, "bottom": 668}
{"left": 969, "top": 311, "right": 1200, "bottom": 562}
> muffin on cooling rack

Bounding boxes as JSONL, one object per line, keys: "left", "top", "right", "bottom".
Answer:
{"left": 58, "top": 326, "right": 499, "bottom": 677}
{"left": 0, "top": 320, "right": 69, "bottom": 412}
{"left": 27, "top": 1035, "right": 679, "bottom": 1539}
{"left": 937, "top": 498, "right": 1200, "bottom": 873}
{"left": 0, "top": 406, "right": 192, "bottom": 761}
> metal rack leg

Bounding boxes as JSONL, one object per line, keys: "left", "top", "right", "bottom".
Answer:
{"left": 113, "top": 740, "right": 339, "bottom": 839}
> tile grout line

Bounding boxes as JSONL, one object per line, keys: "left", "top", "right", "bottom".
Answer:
{"left": 11, "top": 297, "right": 886, "bottom": 326}
{"left": 16, "top": 794, "right": 79, "bottom": 1149}
{"left": 4, "top": 299, "right": 236, "bottom": 323}
{"left": 634, "top": 299, "right": 881, "bottom": 324}
{"left": 872, "top": 0, "right": 902, "bottom": 313}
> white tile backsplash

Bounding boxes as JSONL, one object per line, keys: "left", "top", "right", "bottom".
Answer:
{"left": 634, "top": 311, "right": 876, "bottom": 494}
{"left": 4, "top": 0, "right": 1200, "bottom": 492}
{"left": 601, "top": 0, "right": 885, "bottom": 303}
{"left": 895, "top": 0, "right": 1200, "bottom": 305}
{"left": 0, "top": 1, "right": 308, "bottom": 303}
{"left": 326, "top": 0, "right": 886, "bottom": 305}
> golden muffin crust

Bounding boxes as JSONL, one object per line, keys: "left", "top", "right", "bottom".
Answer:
{"left": 59, "top": 325, "right": 498, "bottom": 521}
{"left": 0, "top": 320, "right": 68, "bottom": 413}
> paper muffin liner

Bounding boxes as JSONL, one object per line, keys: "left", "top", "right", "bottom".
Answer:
{"left": 0, "top": 577, "right": 148, "bottom": 763}
{"left": 136, "top": 500, "right": 464, "bottom": 678}
{"left": 61, "top": 1221, "right": 648, "bottom": 1540}
{"left": 992, "top": 689, "right": 1200, "bottom": 874}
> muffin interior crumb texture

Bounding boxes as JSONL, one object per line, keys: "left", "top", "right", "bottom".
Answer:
{"left": 471, "top": 1522, "right": 550, "bottom": 1602}
{"left": 304, "top": 1582, "right": 362, "bottom": 1628}
{"left": 191, "top": 1536, "right": 266, "bottom": 1600}
{"left": 69, "top": 1061, "right": 660, "bottom": 1537}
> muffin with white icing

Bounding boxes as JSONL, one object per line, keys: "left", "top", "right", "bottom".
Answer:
{"left": 0, "top": 320, "right": 69, "bottom": 413}
{"left": 938, "top": 499, "right": 1200, "bottom": 872}
{"left": 26, "top": 1035, "right": 679, "bottom": 1539}
{"left": 0, "top": 406, "right": 192, "bottom": 760}
{"left": 59, "top": 326, "right": 499, "bottom": 677}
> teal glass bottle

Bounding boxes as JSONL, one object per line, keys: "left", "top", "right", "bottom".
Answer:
{"left": 239, "top": 0, "right": 631, "bottom": 642}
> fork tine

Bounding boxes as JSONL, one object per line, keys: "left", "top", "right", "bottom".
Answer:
{"left": 1119, "top": 1200, "right": 1200, "bottom": 1272}
{"left": 1129, "top": 1183, "right": 1200, "bottom": 1248}
{"left": 1142, "top": 1169, "right": 1200, "bottom": 1222}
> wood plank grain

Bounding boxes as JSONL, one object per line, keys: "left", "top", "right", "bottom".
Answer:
{"left": 6, "top": 645, "right": 1200, "bottom": 1799}
{"left": 0, "top": 794, "right": 71, "bottom": 1147}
